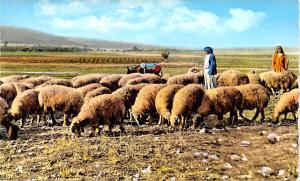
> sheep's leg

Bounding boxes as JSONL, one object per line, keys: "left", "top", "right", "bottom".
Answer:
{"left": 49, "top": 110, "right": 56, "bottom": 126}
{"left": 251, "top": 108, "right": 260, "bottom": 122}
{"left": 284, "top": 113, "right": 287, "bottom": 120}
{"left": 239, "top": 109, "right": 251, "bottom": 122}
{"left": 260, "top": 109, "right": 265, "bottom": 123}
{"left": 20, "top": 115, "right": 26, "bottom": 128}
{"left": 292, "top": 112, "right": 297, "bottom": 122}
{"left": 108, "top": 123, "right": 114, "bottom": 136}
{"left": 158, "top": 115, "right": 163, "bottom": 128}
{"left": 43, "top": 112, "right": 48, "bottom": 126}
{"left": 37, "top": 112, "right": 43, "bottom": 126}
{"left": 30, "top": 115, "right": 37, "bottom": 127}
{"left": 63, "top": 113, "right": 70, "bottom": 127}
{"left": 119, "top": 121, "right": 126, "bottom": 135}
{"left": 180, "top": 117, "right": 186, "bottom": 131}
{"left": 89, "top": 126, "right": 96, "bottom": 137}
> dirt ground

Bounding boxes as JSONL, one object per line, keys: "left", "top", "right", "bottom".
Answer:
{"left": 0, "top": 95, "right": 298, "bottom": 180}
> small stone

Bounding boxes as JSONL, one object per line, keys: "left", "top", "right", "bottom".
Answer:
{"left": 222, "top": 175, "right": 229, "bottom": 180}
{"left": 199, "top": 128, "right": 206, "bottom": 134}
{"left": 260, "top": 130, "right": 267, "bottom": 135}
{"left": 278, "top": 170, "right": 285, "bottom": 177}
{"left": 30, "top": 165, "right": 38, "bottom": 172}
{"left": 236, "top": 127, "right": 241, "bottom": 130}
{"left": 28, "top": 152, "right": 34, "bottom": 156}
{"left": 51, "top": 172, "right": 58, "bottom": 178}
{"left": 193, "top": 152, "right": 201, "bottom": 158}
{"left": 209, "top": 154, "right": 219, "bottom": 160}
{"left": 241, "top": 140, "right": 251, "bottom": 147}
{"left": 17, "top": 149, "right": 22, "bottom": 153}
{"left": 202, "top": 152, "right": 209, "bottom": 158}
{"left": 16, "top": 166, "right": 23, "bottom": 173}
{"left": 230, "top": 154, "right": 241, "bottom": 161}
{"left": 224, "top": 163, "right": 232, "bottom": 169}
{"left": 268, "top": 133, "right": 280, "bottom": 144}
{"left": 202, "top": 159, "right": 208, "bottom": 163}
{"left": 170, "top": 176, "right": 176, "bottom": 181}
{"left": 132, "top": 173, "right": 139, "bottom": 181}
{"left": 241, "top": 154, "right": 248, "bottom": 161}
{"left": 238, "top": 175, "right": 252, "bottom": 179}
{"left": 257, "top": 166, "right": 272, "bottom": 177}
{"left": 141, "top": 164, "right": 151, "bottom": 174}
{"left": 175, "top": 149, "right": 181, "bottom": 154}
{"left": 154, "top": 137, "right": 160, "bottom": 141}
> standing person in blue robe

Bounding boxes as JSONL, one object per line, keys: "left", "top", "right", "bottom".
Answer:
{"left": 203, "top": 47, "right": 217, "bottom": 89}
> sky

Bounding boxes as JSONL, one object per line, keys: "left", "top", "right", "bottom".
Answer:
{"left": 0, "top": 0, "right": 298, "bottom": 48}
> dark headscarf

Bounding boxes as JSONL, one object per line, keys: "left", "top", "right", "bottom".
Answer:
{"left": 204, "top": 47, "right": 213, "bottom": 54}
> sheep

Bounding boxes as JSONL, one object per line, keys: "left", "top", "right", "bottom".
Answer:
{"left": 247, "top": 70, "right": 261, "bottom": 84}
{"left": 0, "top": 74, "right": 29, "bottom": 83}
{"left": 70, "top": 94, "right": 125, "bottom": 137}
{"left": 71, "top": 73, "right": 108, "bottom": 88}
{"left": 9, "top": 89, "right": 42, "bottom": 127}
{"left": 38, "top": 78, "right": 73, "bottom": 88}
{"left": 22, "top": 75, "right": 53, "bottom": 87}
{"left": 12, "top": 82, "right": 34, "bottom": 94}
{"left": 126, "top": 74, "right": 165, "bottom": 85}
{"left": 272, "top": 88, "right": 299, "bottom": 123}
{"left": 99, "top": 74, "right": 125, "bottom": 91}
{"left": 76, "top": 83, "right": 103, "bottom": 97}
{"left": 131, "top": 84, "right": 167, "bottom": 125}
{"left": 170, "top": 84, "right": 205, "bottom": 130}
{"left": 155, "top": 84, "right": 184, "bottom": 127}
{"left": 112, "top": 83, "right": 148, "bottom": 120}
{"left": 84, "top": 87, "right": 111, "bottom": 103}
{"left": 38, "top": 85, "right": 84, "bottom": 126}
{"left": 235, "top": 84, "right": 270, "bottom": 122}
{"left": 0, "top": 83, "right": 17, "bottom": 106}
{"left": 260, "top": 71, "right": 297, "bottom": 93}
{"left": 217, "top": 70, "right": 249, "bottom": 86}
{"left": 0, "top": 97, "right": 19, "bottom": 140}
{"left": 194, "top": 86, "right": 243, "bottom": 127}
{"left": 166, "top": 72, "right": 204, "bottom": 85}
{"left": 118, "top": 73, "right": 143, "bottom": 87}
{"left": 187, "top": 67, "right": 202, "bottom": 74}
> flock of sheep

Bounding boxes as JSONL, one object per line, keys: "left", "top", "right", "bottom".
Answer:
{"left": 0, "top": 68, "right": 298, "bottom": 139}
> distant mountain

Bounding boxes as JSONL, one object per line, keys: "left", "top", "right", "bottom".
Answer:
{"left": 0, "top": 26, "right": 164, "bottom": 50}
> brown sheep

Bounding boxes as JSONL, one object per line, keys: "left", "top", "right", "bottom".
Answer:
{"left": 259, "top": 71, "right": 297, "bottom": 93}
{"left": 187, "top": 67, "right": 202, "bottom": 74}
{"left": 118, "top": 73, "right": 143, "bottom": 87}
{"left": 167, "top": 72, "right": 204, "bottom": 85}
{"left": 155, "top": 84, "right": 184, "bottom": 127}
{"left": 247, "top": 70, "right": 261, "bottom": 84}
{"left": 236, "top": 84, "right": 270, "bottom": 122}
{"left": 38, "top": 78, "right": 73, "bottom": 88}
{"left": 272, "top": 88, "right": 299, "bottom": 123}
{"left": 12, "top": 82, "right": 34, "bottom": 94}
{"left": 76, "top": 83, "right": 103, "bottom": 97}
{"left": 38, "top": 85, "right": 84, "bottom": 126}
{"left": 99, "top": 74, "right": 125, "bottom": 91}
{"left": 170, "top": 84, "right": 205, "bottom": 130}
{"left": 71, "top": 73, "right": 108, "bottom": 88}
{"left": 84, "top": 87, "right": 112, "bottom": 103}
{"left": 70, "top": 94, "right": 125, "bottom": 137}
{"left": 131, "top": 84, "right": 166, "bottom": 124}
{"left": 9, "top": 89, "right": 42, "bottom": 127}
{"left": 217, "top": 70, "right": 249, "bottom": 86}
{"left": 112, "top": 83, "right": 148, "bottom": 120}
{"left": 194, "top": 87, "right": 243, "bottom": 127}
{"left": 0, "top": 75, "right": 29, "bottom": 83}
{"left": 126, "top": 74, "right": 165, "bottom": 85}
{"left": 0, "top": 83, "right": 17, "bottom": 106}
{"left": 22, "top": 75, "right": 53, "bottom": 87}
{"left": 0, "top": 98, "right": 19, "bottom": 140}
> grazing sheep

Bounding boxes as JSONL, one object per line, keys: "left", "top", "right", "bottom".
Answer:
{"left": 167, "top": 72, "right": 204, "bottom": 85}
{"left": 187, "top": 67, "right": 202, "bottom": 74}
{"left": 170, "top": 84, "right": 205, "bottom": 130}
{"left": 272, "top": 88, "right": 299, "bottom": 123}
{"left": 131, "top": 84, "right": 166, "bottom": 124}
{"left": 236, "top": 84, "right": 270, "bottom": 122}
{"left": 12, "top": 82, "right": 34, "bottom": 94}
{"left": 84, "top": 87, "right": 111, "bottom": 103}
{"left": 76, "top": 83, "right": 103, "bottom": 97}
{"left": 118, "top": 73, "right": 143, "bottom": 87}
{"left": 38, "top": 78, "right": 73, "bottom": 88}
{"left": 155, "top": 84, "right": 184, "bottom": 127}
{"left": 0, "top": 83, "right": 17, "bottom": 106}
{"left": 70, "top": 94, "right": 125, "bottom": 137}
{"left": 99, "top": 74, "right": 125, "bottom": 91}
{"left": 260, "top": 71, "right": 297, "bottom": 93}
{"left": 217, "top": 70, "right": 249, "bottom": 86}
{"left": 9, "top": 89, "right": 42, "bottom": 127}
{"left": 38, "top": 85, "right": 84, "bottom": 126}
{"left": 22, "top": 75, "right": 53, "bottom": 87}
{"left": 247, "top": 70, "right": 261, "bottom": 84}
{"left": 0, "top": 98, "right": 19, "bottom": 140}
{"left": 71, "top": 73, "right": 108, "bottom": 88}
{"left": 112, "top": 83, "right": 148, "bottom": 120}
{"left": 194, "top": 86, "right": 243, "bottom": 127}
{"left": 0, "top": 75, "right": 29, "bottom": 83}
{"left": 126, "top": 74, "right": 165, "bottom": 85}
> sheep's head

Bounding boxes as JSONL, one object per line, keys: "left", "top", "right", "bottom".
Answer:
{"left": 132, "top": 113, "right": 147, "bottom": 125}
{"left": 70, "top": 122, "right": 82, "bottom": 137}
{"left": 7, "top": 124, "right": 19, "bottom": 140}
{"left": 272, "top": 112, "right": 279, "bottom": 124}
{"left": 170, "top": 114, "right": 180, "bottom": 127}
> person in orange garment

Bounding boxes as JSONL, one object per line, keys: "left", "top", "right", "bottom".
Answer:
{"left": 272, "top": 46, "right": 288, "bottom": 72}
